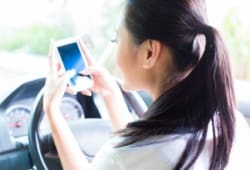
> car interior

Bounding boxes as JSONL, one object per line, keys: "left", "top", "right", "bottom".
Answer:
{"left": 0, "top": 0, "right": 250, "bottom": 170}
{"left": 0, "top": 77, "right": 149, "bottom": 170}
{"left": 0, "top": 77, "right": 249, "bottom": 170}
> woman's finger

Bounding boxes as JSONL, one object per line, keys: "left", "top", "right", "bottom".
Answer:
{"left": 66, "top": 87, "right": 77, "bottom": 95}
{"left": 80, "top": 66, "right": 106, "bottom": 76}
{"left": 53, "top": 70, "right": 76, "bottom": 100}
{"left": 78, "top": 38, "right": 95, "bottom": 66}
{"left": 80, "top": 89, "right": 92, "bottom": 96}
{"left": 66, "top": 84, "right": 92, "bottom": 96}
{"left": 57, "top": 62, "right": 62, "bottom": 71}
{"left": 48, "top": 40, "right": 58, "bottom": 74}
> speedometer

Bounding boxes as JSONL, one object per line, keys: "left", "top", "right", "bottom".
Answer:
{"left": 5, "top": 105, "right": 31, "bottom": 137}
{"left": 40, "top": 96, "right": 84, "bottom": 130}
{"left": 60, "top": 97, "right": 84, "bottom": 121}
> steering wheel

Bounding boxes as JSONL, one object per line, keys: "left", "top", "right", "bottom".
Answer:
{"left": 28, "top": 86, "right": 147, "bottom": 170}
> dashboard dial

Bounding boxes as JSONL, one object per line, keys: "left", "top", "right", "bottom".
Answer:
{"left": 5, "top": 97, "right": 84, "bottom": 136}
{"left": 60, "top": 97, "right": 84, "bottom": 121}
{"left": 5, "top": 105, "right": 31, "bottom": 137}
{"left": 40, "top": 97, "right": 84, "bottom": 130}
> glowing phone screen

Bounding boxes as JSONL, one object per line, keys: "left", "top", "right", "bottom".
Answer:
{"left": 57, "top": 42, "right": 87, "bottom": 86}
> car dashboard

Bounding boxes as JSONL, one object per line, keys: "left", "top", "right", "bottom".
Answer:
{"left": 0, "top": 78, "right": 103, "bottom": 138}
{"left": 0, "top": 78, "right": 104, "bottom": 170}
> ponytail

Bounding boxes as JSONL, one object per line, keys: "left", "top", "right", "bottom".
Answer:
{"left": 175, "top": 25, "right": 235, "bottom": 170}
{"left": 199, "top": 25, "right": 236, "bottom": 170}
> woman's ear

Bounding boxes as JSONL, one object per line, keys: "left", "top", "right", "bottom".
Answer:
{"left": 142, "top": 40, "right": 162, "bottom": 69}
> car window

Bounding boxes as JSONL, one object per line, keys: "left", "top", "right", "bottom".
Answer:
{"left": 0, "top": 0, "right": 249, "bottom": 93}
{"left": 207, "top": 0, "right": 250, "bottom": 81}
{"left": 0, "top": 0, "right": 123, "bottom": 99}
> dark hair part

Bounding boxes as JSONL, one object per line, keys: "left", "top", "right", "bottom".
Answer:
{"left": 117, "top": 0, "right": 235, "bottom": 170}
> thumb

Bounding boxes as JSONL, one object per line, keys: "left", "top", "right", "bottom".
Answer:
{"left": 65, "top": 69, "right": 76, "bottom": 80}
{"left": 61, "top": 69, "right": 76, "bottom": 88}
{"left": 78, "top": 38, "right": 95, "bottom": 66}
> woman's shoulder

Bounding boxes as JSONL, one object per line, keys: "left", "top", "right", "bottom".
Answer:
{"left": 93, "top": 134, "right": 191, "bottom": 170}
{"left": 104, "top": 133, "right": 191, "bottom": 151}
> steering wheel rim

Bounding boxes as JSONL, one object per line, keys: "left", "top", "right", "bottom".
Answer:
{"left": 28, "top": 86, "right": 147, "bottom": 170}
{"left": 28, "top": 88, "right": 48, "bottom": 170}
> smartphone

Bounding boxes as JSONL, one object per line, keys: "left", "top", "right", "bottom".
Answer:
{"left": 55, "top": 38, "right": 93, "bottom": 91}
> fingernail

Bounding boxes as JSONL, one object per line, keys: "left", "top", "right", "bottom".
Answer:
{"left": 49, "top": 39, "right": 55, "bottom": 56}
{"left": 81, "top": 71, "right": 88, "bottom": 75}
{"left": 48, "top": 44, "right": 53, "bottom": 56}
{"left": 68, "top": 69, "right": 76, "bottom": 77}
{"left": 87, "top": 91, "right": 92, "bottom": 96}
{"left": 82, "top": 90, "right": 92, "bottom": 96}
{"left": 72, "top": 90, "right": 77, "bottom": 95}
{"left": 81, "top": 69, "right": 90, "bottom": 75}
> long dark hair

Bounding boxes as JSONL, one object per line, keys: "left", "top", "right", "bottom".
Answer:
{"left": 117, "top": 0, "right": 235, "bottom": 170}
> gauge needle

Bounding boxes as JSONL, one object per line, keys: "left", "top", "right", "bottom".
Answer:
{"left": 9, "top": 121, "right": 22, "bottom": 128}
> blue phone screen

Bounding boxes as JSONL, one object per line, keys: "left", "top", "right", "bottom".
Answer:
{"left": 57, "top": 42, "right": 87, "bottom": 86}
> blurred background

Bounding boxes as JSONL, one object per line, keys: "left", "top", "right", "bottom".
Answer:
{"left": 0, "top": 0, "right": 249, "bottom": 81}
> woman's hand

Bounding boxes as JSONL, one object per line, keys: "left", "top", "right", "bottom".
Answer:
{"left": 43, "top": 42, "right": 75, "bottom": 115}
{"left": 78, "top": 39, "right": 120, "bottom": 97}
{"left": 43, "top": 39, "right": 132, "bottom": 130}
{"left": 78, "top": 39, "right": 132, "bottom": 130}
{"left": 43, "top": 42, "right": 90, "bottom": 170}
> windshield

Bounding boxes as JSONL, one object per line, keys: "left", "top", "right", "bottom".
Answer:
{"left": 0, "top": 0, "right": 123, "bottom": 100}
{"left": 0, "top": 0, "right": 250, "bottom": 99}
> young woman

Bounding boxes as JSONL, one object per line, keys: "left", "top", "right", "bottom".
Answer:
{"left": 43, "top": 0, "right": 250, "bottom": 169}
